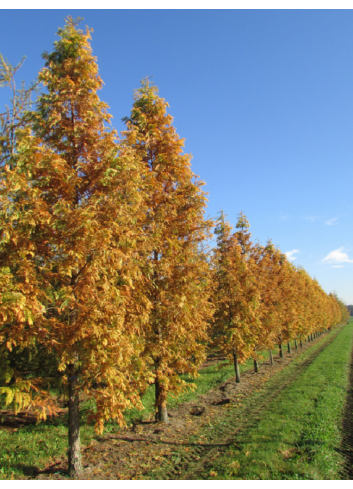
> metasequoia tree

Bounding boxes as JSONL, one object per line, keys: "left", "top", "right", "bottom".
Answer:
{"left": 233, "top": 212, "right": 264, "bottom": 372}
{"left": 122, "top": 79, "right": 213, "bottom": 423}
{"left": 212, "top": 211, "right": 263, "bottom": 379}
{"left": 0, "top": 51, "right": 56, "bottom": 420}
{"left": 212, "top": 212, "right": 242, "bottom": 382}
{"left": 271, "top": 258, "right": 296, "bottom": 358}
{"left": 0, "top": 18, "right": 150, "bottom": 476}
{"left": 254, "top": 241, "right": 286, "bottom": 365}
{"left": 293, "top": 267, "right": 314, "bottom": 347}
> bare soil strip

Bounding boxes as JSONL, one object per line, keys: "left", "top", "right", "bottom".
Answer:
{"left": 30, "top": 327, "right": 344, "bottom": 479}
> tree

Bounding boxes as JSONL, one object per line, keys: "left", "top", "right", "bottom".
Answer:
{"left": 212, "top": 211, "right": 263, "bottom": 379}
{"left": 122, "top": 79, "right": 213, "bottom": 423}
{"left": 0, "top": 46, "right": 58, "bottom": 424}
{"left": 0, "top": 18, "right": 150, "bottom": 476}
{"left": 254, "top": 241, "right": 286, "bottom": 364}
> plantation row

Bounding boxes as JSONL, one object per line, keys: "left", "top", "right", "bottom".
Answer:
{"left": 0, "top": 18, "right": 349, "bottom": 477}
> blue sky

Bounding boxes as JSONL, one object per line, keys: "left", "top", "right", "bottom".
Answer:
{"left": 1, "top": 10, "right": 352, "bottom": 303}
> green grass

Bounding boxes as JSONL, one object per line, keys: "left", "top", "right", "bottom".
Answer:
{"left": 201, "top": 321, "right": 353, "bottom": 480}
{"left": 0, "top": 349, "right": 266, "bottom": 479}
{"left": 2, "top": 323, "right": 350, "bottom": 481}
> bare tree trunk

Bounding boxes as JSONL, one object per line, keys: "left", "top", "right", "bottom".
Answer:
{"left": 253, "top": 347, "right": 259, "bottom": 372}
{"left": 155, "top": 379, "right": 169, "bottom": 423}
{"left": 279, "top": 343, "right": 283, "bottom": 358}
{"left": 294, "top": 339, "right": 298, "bottom": 350}
{"left": 68, "top": 364, "right": 82, "bottom": 478}
{"left": 269, "top": 349, "right": 273, "bottom": 365}
{"left": 300, "top": 339, "right": 303, "bottom": 348}
{"left": 233, "top": 346, "right": 241, "bottom": 383}
{"left": 308, "top": 335, "right": 311, "bottom": 342}
{"left": 287, "top": 341, "right": 291, "bottom": 353}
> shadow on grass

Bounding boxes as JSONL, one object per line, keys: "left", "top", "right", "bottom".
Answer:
{"left": 339, "top": 330, "right": 353, "bottom": 480}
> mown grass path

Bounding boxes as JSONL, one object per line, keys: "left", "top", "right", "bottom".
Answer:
{"left": 150, "top": 322, "right": 353, "bottom": 480}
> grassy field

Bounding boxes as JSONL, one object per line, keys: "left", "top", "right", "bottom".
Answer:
{"left": 1, "top": 322, "right": 352, "bottom": 480}
{"left": 0, "top": 348, "right": 263, "bottom": 479}
{"left": 151, "top": 320, "right": 353, "bottom": 480}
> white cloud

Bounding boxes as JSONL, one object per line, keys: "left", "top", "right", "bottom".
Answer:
{"left": 285, "top": 249, "right": 299, "bottom": 261}
{"left": 325, "top": 217, "right": 339, "bottom": 225}
{"left": 332, "top": 265, "right": 344, "bottom": 268}
{"left": 323, "top": 247, "right": 353, "bottom": 264}
{"left": 303, "top": 216, "right": 320, "bottom": 222}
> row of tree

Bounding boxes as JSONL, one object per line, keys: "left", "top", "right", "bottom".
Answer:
{"left": 212, "top": 210, "right": 349, "bottom": 380}
{"left": 0, "top": 18, "right": 349, "bottom": 476}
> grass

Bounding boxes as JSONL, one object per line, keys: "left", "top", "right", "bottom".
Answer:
{"left": 0, "top": 348, "right": 266, "bottom": 479}
{"left": 1, "top": 323, "right": 351, "bottom": 480}
{"left": 195, "top": 320, "right": 353, "bottom": 480}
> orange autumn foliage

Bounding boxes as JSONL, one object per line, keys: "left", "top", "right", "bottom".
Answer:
{"left": 122, "top": 79, "right": 214, "bottom": 421}
{"left": 0, "top": 18, "right": 152, "bottom": 474}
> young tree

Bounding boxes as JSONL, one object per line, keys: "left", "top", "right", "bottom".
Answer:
{"left": 122, "top": 79, "right": 213, "bottom": 423}
{"left": 0, "top": 49, "right": 57, "bottom": 423}
{"left": 212, "top": 211, "right": 264, "bottom": 379}
{"left": 254, "top": 241, "right": 286, "bottom": 365}
{"left": 233, "top": 212, "right": 264, "bottom": 372}
{"left": 0, "top": 18, "right": 150, "bottom": 476}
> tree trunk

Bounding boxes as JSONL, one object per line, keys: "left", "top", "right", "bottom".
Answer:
{"left": 253, "top": 347, "right": 259, "bottom": 373}
{"left": 294, "top": 339, "right": 298, "bottom": 350}
{"left": 287, "top": 341, "right": 291, "bottom": 354}
{"left": 300, "top": 339, "right": 303, "bottom": 348}
{"left": 279, "top": 343, "right": 283, "bottom": 358}
{"left": 311, "top": 333, "right": 313, "bottom": 341}
{"left": 233, "top": 347, "right": 241, "bottom": 383}
{"left": 308, "top": 335, "right": 311, "bottom": 342}
{"left": 269, "top": 349, "right": 273, "bottom": 366}
{"left": 155, "top": 379, "right": 169, "bottom": 423}
{"left": 68, "top": 364, "right": 82, "bottom": 478}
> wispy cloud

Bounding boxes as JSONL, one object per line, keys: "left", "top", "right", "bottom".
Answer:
{"left": 325, "top": 217, "right": 339, "bottom": 226}
{"left": 279, "top": 213, "right": 289, "bottom": 220}
{"left": 332, "top": 265, "right": 344, "bottom": 268}
{"left": 303, "top": 215, "right": 320, "bottom": 222}
{"left": 285, "top": 249, "right": 299, "bottom": 261}
{"left": 323, "top": 247, "right": 353, "bottom": 264}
